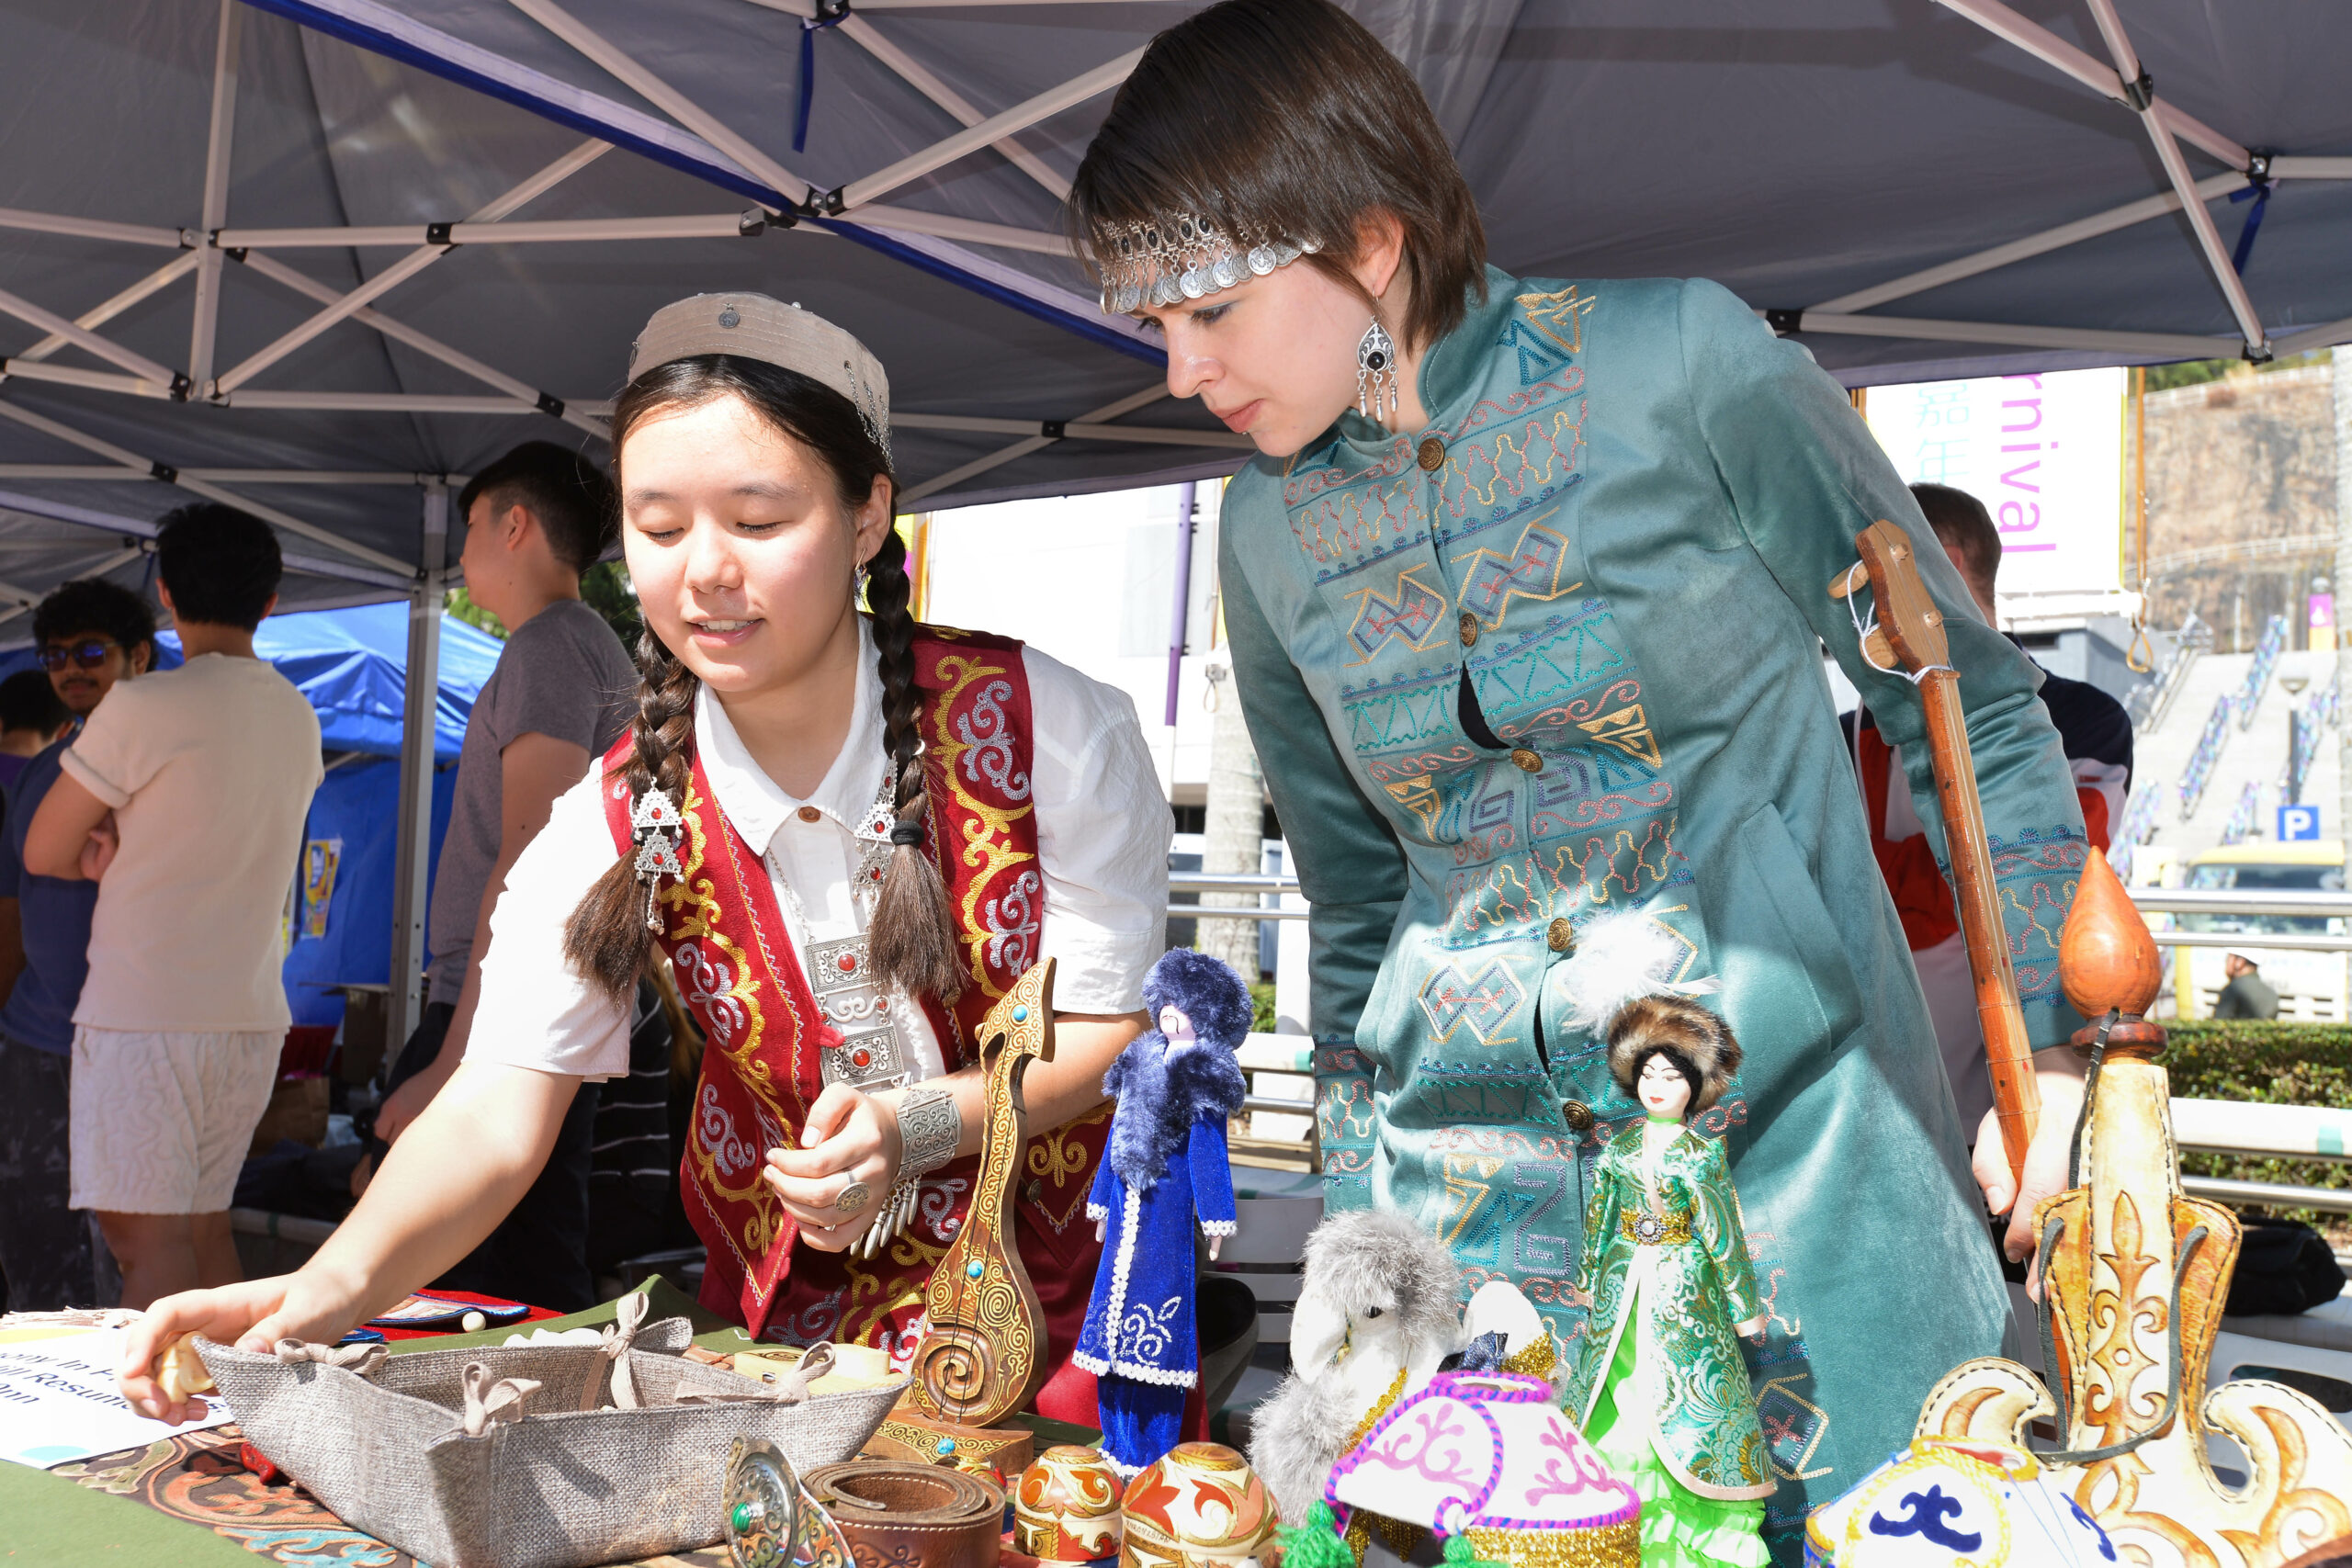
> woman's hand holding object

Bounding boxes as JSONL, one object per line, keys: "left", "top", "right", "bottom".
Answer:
{"left": 765, "top": 1082, "right": 901, "bottom": 1252}
{"left": 118, "top": 1273, "right": 363, "bottom": 1425}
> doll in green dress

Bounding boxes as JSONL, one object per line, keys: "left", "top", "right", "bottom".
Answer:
{"left": 1562, "top": 919, "right": 1775, "bottom": 1567}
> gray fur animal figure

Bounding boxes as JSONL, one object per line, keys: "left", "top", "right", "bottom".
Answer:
{"left": 1247, "top": 1209, "right": 1465, "bottom": 1524}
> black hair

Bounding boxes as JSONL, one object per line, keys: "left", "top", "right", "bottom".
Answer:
{"left": 458, "top": 441, "right": 619, "bottom": 576}
{"left": 31, "top": 577, "right": 157, "bottom": 663}
{"left": 0, "top": 669, "right": 70, "bottom": 735}
{"left": 564, "top": 355, "right": 964, "bottom": 1008}
{"left": 154, "top": 502, "right": 282, "bottom": 630}
{"left": 1910, "top": 482, "right": 2001, "bottom": 593}
{"left": 1069, "top": 0, "right": 1487, "bottom": 353}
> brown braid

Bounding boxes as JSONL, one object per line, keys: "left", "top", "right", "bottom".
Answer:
{"left": 864, "top": 529, "right": 966, "bottom": 1002}
{"left": 563, "top": 626, "right": 702, "bottom": 1003}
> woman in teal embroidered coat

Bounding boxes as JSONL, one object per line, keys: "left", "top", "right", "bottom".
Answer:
{"left": 1070, "top": 3, "right": 2091, "bottom": 1555}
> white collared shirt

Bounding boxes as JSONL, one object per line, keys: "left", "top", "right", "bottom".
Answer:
{"left": 469, "top": 623, "right": 1171, "bottom": 1081}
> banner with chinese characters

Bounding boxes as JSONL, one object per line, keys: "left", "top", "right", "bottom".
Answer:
{"left": 1863, "top": 368, "right": 2127, "bottom": 597}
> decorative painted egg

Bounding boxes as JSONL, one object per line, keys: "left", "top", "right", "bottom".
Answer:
{"left": 1328, "top": 1372, "right": 1639, "bottom": 1568}
{"left": 1013, "top": 1444, "right": 1125, "bottom": 1561}
{"left": 1804, "top": 1438, "right": 2118, "bottom": 1567}
{"left": 1118, "top": 1443, "right": 1274, "bottom": 1568}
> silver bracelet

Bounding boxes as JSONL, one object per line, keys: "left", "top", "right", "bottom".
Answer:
{"left": 895, "top": 1083, "right": 963, "bottom": 1180}
{"left": 851, "top": 1085, "right": 962, "bottom": 1261}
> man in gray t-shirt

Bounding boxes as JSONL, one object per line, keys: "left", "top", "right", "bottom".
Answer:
{"left": 372, "top": 442, "right": 635, "bottom": 1310}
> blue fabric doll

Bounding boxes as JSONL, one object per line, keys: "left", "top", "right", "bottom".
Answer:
{"left": 1072, "top": 948, "right": 1250, "bottom": 1475}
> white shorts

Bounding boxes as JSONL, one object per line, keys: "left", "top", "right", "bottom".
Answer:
{"left": 69, "top": 1026, "right": 281, "bottom": 1213}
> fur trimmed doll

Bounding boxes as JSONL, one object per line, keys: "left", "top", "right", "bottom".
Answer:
{"left": 1559, "top": 914, "right": 1773, "bottom": 1568}
{"left": 1072, "top": 949, "right": 1250, "bottom": 1475}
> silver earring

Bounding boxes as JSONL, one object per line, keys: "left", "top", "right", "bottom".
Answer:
{"left": 1356, "top": 317, "right": 1396, "bottom": 422}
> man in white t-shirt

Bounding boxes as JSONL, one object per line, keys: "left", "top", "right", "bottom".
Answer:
{"left": 25, "top": 503, "right": 322, "bottom": 1308}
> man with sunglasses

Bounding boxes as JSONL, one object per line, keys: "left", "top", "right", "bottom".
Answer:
{"left": 0, "top": 579, "right": 153, "bottom": 1311}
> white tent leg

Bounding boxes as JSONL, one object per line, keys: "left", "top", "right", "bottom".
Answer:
{"left": 508, "top": 0, "right": 809, "bottom": 201}
{"left": 0, "top": 487, "right": 414, "bottom": 591}
{"left": 234, "top": 250, "right": 609, "bottom": 439}
{"left": 0, "top": 286, "right": 177, "bottom": 386}
{"left": 1928, "top": 0, "right": 2246, "bottom": 167}
{"left": 2077, "top": 0, "right": 2268, "bottom": 355}
{"left": 0, "top": 398, "right": 413, "bottom": 574}
{"left": 188, "top": 0, "right": 241, "bottom": 391}
{"left": 836, "top": 47, "right": 1144, "bottom": 211}
{"left": 899, "top": 383, "right": 1169, "bottom": 503}
{"left": 1811, "top": 171, "right": 2247, "bottom": 315}
{"left": 388, "top": 485, "right": 447, "bottom": 1057}
{"left": 834, "top": 15, "right": 1070, "bottom": 200}
{"left": 16, "top": 253, "right": 201, "bottom": 364}
{"left": 0, "top": 545, "right": 147, "bottom": 634}
{"left": 213, "top": 140, "right": 608, "bottom": 395}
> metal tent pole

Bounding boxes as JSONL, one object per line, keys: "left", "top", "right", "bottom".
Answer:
{"left": 187, "top": 0, "right": 241, "bottom": 392}
{"left": 1164, "top": 480, "right": 1195, "bottom": 728}
{"left": 388, "top": 485, "right": 448, "bottom": 1054}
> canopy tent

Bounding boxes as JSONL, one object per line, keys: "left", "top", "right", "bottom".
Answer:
{"left": 0, "top": 0, "right": 2345, "bottom": 603}
{"left": 1, "top": 0, "right": 2344, "bottom": 1043}
{"left": 0, "top": 600, "right": 505, "bottom": 759}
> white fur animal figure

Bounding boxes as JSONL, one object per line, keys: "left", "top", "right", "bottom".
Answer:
{"left": 1246, "top": 1209, "right": 1465, "bottom": 1524}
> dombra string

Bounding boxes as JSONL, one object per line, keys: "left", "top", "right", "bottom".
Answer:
{"left": 1842, "top": 562, "right": 1954, "bottom": 686}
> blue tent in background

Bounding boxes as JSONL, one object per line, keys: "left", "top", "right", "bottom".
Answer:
{"left": 3, "top": 603, "right": 507, "bottom": 1027}
{"left": 261, "top": 606, "right": 506, "bottom": 1025}
{"left": 0, "top": 603, "right": 506, "bottom": 761}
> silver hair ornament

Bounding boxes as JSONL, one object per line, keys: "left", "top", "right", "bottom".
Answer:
{"left": 630, "top": 786, "right": 684, "bottom": 932}
{"left": 1094, "top": 214, "right": 1322, "bottom": 315}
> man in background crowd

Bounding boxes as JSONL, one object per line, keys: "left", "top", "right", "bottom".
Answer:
{"left": 0, "top": 581, "right": 153, "bottom": 1311}
{"left": 26, "top": 506, "right": 322, "bottom": 1308}
{"left": 2213, "top": 951, "right": 2281, "bottom": 1020}
{"left": 0, "top": 671, "right": 71, "bottom": 792}
{"left": 370, "top": 442, "right": 635, "bottom": 1311}
{"left": 1849, "top": 481, "right": 2132, "bottom": 1140}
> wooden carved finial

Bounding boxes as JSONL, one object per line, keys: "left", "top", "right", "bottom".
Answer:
{"left": 2059, "top": 847, "right": 2163, "bottom": 1021}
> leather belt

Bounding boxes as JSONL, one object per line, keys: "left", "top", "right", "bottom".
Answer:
{"left": 805, "top": 1461, "right": 1005, "bottom": 1568}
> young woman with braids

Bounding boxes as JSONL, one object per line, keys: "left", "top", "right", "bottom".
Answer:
{"left": 119, "top": 296, "right": 1171, "bottom": 1428}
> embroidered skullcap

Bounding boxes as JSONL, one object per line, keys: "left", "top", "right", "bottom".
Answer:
{"left": 627, "top": 293, "right": 891, "bottom": 458}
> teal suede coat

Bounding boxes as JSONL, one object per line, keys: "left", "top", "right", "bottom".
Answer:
{"left": 1217, "top": 270, "right": 2089, "bottom": 1551}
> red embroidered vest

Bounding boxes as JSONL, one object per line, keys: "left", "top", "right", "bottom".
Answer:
{"left": 599, "top": 627, "right": 1108, "bottom": 1347}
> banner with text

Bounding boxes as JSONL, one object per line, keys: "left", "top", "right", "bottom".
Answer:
{"left": 1864, "top": 367, "right": 2126, "bottom": 598}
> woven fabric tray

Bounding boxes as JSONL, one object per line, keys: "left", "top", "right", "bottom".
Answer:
{"left": 197, "top": 1319, "right": 906, "bottom": 1568}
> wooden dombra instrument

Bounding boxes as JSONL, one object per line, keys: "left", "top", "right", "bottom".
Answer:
{"left": 904, "top": 958, "right": 1057, "bottom": 1429}
{"left": 1829, "top": 520, "right": 2041, "bottom": 1181}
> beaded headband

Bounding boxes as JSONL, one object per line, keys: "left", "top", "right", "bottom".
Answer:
{"left": 1092, "top": 214, "right": 1324, "bottom": 315}
{"left": 628, "top": 293, "right": 891, "bottom": 463}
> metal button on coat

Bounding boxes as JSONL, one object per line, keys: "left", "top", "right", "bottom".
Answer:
{"left": 797, "top": 806, "right": 822, "bottom": 823}
{"left": 1561, "top": 1100, "right": 1595, "bottom": 1134}
{"left": 1459, "top": 612, "right": 1479, "bottom": 648}
{"left": 1417, "top": 435, "right": 1446, "bottom": 472}
{"left": 1546, "top": 917, "right": 1574, "bottom": 953}
{"left": 1511, "top": 748, "right": 1544, "bottom": 773}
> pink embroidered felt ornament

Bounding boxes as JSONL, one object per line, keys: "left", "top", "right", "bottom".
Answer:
{"left": 1327, "top": 1372, "right": 1639, "bottom": 1568}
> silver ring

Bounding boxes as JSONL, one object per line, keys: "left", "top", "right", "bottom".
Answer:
{"left": 835, "top": 1180, "right": 871, "bottom": 1216}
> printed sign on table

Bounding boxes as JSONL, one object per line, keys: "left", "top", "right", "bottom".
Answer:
{"left": 0, "top": 1324, "right": 231, "bottom": 1468}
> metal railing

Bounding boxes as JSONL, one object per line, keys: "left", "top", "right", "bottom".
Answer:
{"left": 1196, "top": 880, "right": 2352, "bottom": 1213}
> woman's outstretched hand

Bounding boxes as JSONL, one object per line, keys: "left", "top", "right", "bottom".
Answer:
{"left": 117, "top": 1274, "right": 362, "bottom": 1425}
{"left": 1974, "top": 1052, "right": 2089, "bottom": 1297}
{"left": 764, "top": 1082, "right": 904, "bottom": 1252}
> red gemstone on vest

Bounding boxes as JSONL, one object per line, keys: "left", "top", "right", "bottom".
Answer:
{"left": 852, "top": 1048, "right": 872, "bottom": 1068}
{"left": 837, "top": 953, "right": 857, "bottom": 972}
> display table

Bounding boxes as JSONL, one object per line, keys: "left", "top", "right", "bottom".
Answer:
{"left": 2, "top": 1278, "right": 1097, "bottom": 1568}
